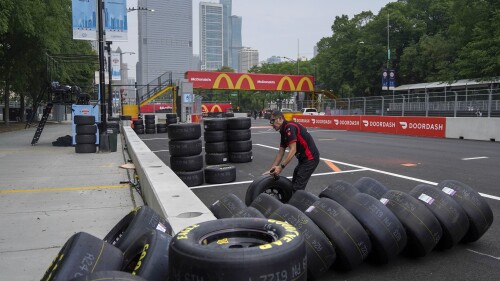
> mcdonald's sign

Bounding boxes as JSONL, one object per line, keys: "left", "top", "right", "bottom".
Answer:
{"left": 186, "top": 71, "right": 315, "bottom": 92}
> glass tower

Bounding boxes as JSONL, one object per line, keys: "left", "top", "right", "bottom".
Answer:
{"left": 200, "top": 2, "right": 223, "bottom": 71}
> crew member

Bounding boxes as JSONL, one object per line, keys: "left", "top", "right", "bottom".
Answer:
{"left": 265, "top": 110, "right": 320, "bottom": 191}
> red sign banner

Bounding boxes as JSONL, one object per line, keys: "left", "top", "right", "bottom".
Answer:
{"left": 290, "top": 115, "right": 446, "bottom": 138}
{"left": 186, "top": 71, "right": 314, "bottom": 92}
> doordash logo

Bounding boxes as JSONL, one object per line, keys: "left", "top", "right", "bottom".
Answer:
{"left": 399, "top": 122, "right": 408, "bottom": 129}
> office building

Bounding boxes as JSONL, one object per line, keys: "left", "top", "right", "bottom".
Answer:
{"left": 239, "top": 48, "right": 259, "bottom": 73}
{"left": 266, "top": 56, "right": 282, "bottom": 64}
{"left": 199, "top": 2, "right": 223, "bottom": 71}
{"left": 137, "top": 0, "right": 192, "bottom": 92}
{"left": 230, "top": 15, "right": 242, "bottom": 71}
{"left": 220, "top": 0, "right": 232, "bottom": 67}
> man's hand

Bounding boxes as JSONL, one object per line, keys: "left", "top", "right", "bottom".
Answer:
{"left": 263, "top": 166, "right": 282, "bottom": 176}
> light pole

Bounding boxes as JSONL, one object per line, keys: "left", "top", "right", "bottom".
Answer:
{"left": 279, "top": 56, "right": 300, "bottom": 110}
{"left": 97, "top": 0, "right": 109, "bottom": 151}
{"left": 118, "top": 51, "right": 135, "bottom": 115}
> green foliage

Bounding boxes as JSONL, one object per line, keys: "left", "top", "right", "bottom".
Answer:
{"left": 293, "top": 0, "right": 500, "bottom": 97}
{"left": 0, "top": 0, "right": 96, "bottom": 106}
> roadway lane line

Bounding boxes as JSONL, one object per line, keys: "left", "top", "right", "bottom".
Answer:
{"left": 466, "top": 249, "right": 500, "bottom": 260}
{"left": 141, "top": 138, "right": 169, "bottom": 141}
{"left": 324, "top": 160, "right": 342, "bottom": 172}
{"left": 254, "top": 144, "right": 500, "bottom": 201}
{"left": 152, "top": 150, "right": 169, "bottom": 153}
{"left": 0, "top": 184, "right": 129, "bottom": 194}
{"left": 462, "top": 156, "right": 489, "bottom": 161}
{"left": 190, "top": 169, "right": 367, "bottom": 190}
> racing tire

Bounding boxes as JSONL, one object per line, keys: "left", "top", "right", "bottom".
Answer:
{"left": 205, "top": 141, "right": 228, "bottom": 153}
{"left": 145, "top": 128, "right": 156, "bottom": 134}
{"left": 145, "top": 123, "right": 155, "bottom": 129}
{"left": 156, "top": 123, "right": 167, "bottom": 129}
{"left": 205, "top": 152, "right": 229, "bottom": 165}
{"left": 170, "top": 155, "right": 203, "bottom": 172}
{"left": 103, "top": 206, "right": 173, "bottom": 251}
{"left": 168, "top": 123, "right": 201, "bottom": 140}
{"left": 319, "top": 180, "right": 359, "bottom": 206}
{"left": 232, "top": 206, "right": 266, "bottom": 218}
{"left": 204, "top": 164, "right": 236, "bottom": 184}
{"left": 75, "top": 125, "right": 97, "bottom": 135}
{"left": 249, "top": 193, "right": 283, "bottom": 217}
{"left": 203, "top": 118, "right": 227, "bottom": 131}
{"left": 228, "top": 151, "right": 253, "bottom": 163}
{"left": 270, "top": 204, "right": 336, "bottom": 279}
{"left": 209, "top": 193, "right": 247, "bottom": 219}
{"left": 342, "top": 193, "right": 407, "bottom": 264}
{"left": 227, "top": 129, "right": 251, "bottom": 141}
{"left": 75, "top": 143, "right": 96, "bottom": 153}
{"left": 122, "top": 230, "right": 172, "bottom": 280}
{"left": 204, "top": 130, "right": 227, "bottom": 143}
{"left": 381, "top": 190, "right": 443, "bottom": 257}
{"left": 288, "top": 190, "right": 320, "bottom": 213}
{"left": 157, "top": 128, "right": 167, "bottom": 134}
{"left": 166, "top": 118, "right": 177, "bottom": 125}
{"left": 40, "top": 232, "right": 123, "bottom": 281}
{"left": 353, "top": 177, "right": 390, "bottom": 199}
{"left": 134, "top": 124, "right": 144, "bottom": 130}
{"left": 135, "top": 129, "right": 144, "bottom": 135}
{"left": 168, "top": 139, "right": 202, "bottom": 157}
{"left": 304, "top": 198, "right": 371, "bottom": 271}
{"left": 169, "top": 218, "right": 307, "bottom": 281}
{"left": 437, "top": 180, "right": 494, "bottom": 242}
{"left": 68, "top": 271, "right": 147, "bottom": 281}
{"left": 144, "top": 114, "right": 155, "bottom": 120}
{"left": 175, "top": 169, "right": 204, "bottom": 187}
{"left": 74, "top": 115, "right": 95, "bottom": 125}
{"left": 228, "top": 140, "right": 252, "bottom": 152}
{"left": 132, "top": 120, "right": 143, "bottom": 126}
{"left": 75, "top": 134, "right": 96, "bottom": 144}
{"left": 227, "top": 117, "right": 251, "bottom": 130}
{"left": 409, "top": 184, "right": 470, "bottom": 249}
{"left": 245, "top": 175, "right": 294, "bottom": 205}
{"left": 166, "top": 113, "right": 177, "bottom": 119}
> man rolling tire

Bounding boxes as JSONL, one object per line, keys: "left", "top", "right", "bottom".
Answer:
{"left": 265, "top": 110, "right": 320, "bottom": 192}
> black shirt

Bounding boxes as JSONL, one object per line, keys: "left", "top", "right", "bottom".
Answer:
{"left": 280, "top": 120, "right": 319, "bottom": 162}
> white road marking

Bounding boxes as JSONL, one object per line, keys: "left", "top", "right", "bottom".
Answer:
{"left": 190, "top": 168, "right": 367, "bottom": 190}
{"left": 467, "top": 249, "right": 500, "bottom": 260}
{"left": 141, "top": 138, "right": 169, "bottom": 141}
{"left": 253, "top": 143, "right": 500, "bottom": 201}
{"left": 152, "top": 150, "right": 169, "bottom": 153}
{"left": 462, "top": 156, "right": 489, "bottom": 161}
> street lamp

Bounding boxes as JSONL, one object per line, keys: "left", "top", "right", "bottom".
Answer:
{"left": 118, "top": 51, "right": 135, "bottom": 115}
{"left": 279, "top": 56, "right": 299, "bottom": 75}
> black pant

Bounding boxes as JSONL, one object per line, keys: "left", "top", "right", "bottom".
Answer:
{"left": 292, "top": 157, "right": 320, "bottom": 191}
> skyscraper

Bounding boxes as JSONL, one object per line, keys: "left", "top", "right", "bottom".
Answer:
{"left": 220, "top": 0, "right": 232, "bottom": 67}
{"left": 230, "top": 15, "right": 242, "bottom": 71}
{"left": 199, "top": 2, "right": 223, "bottom": 71}
{"left": 137, "top": 0, "right": 192, "bottom": 90}
{"left": 239, "top": 48, "right": 259, "bottom": 73}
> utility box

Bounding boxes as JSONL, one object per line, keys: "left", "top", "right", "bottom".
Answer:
{"left": 72, "top": 104, "right": 100, "bottom": 145}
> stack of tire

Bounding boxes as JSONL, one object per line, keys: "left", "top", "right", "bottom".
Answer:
{"left": 203, "top": 118, "right": 228, "bottom": 165}
{"left": 74, "top": 115, "right": 97, "bottom": 154}
{"left": 144, "top": 115, "right": 156, "bottom": 134}
{"left": 133, "top": 119, "right": 144, "bottom": 134}
{"left": 166, "top": 113, "right": 177, "bottom": 126}
{"left": 40, "top": 206, "right": 174, "bottom": 281}
{"left": 226, "top": 117, "right": 253, "bottom": 163}
{"left": 168, "top": 123, "right": 204, "bottom": 187}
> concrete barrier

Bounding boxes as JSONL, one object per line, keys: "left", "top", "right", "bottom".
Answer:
{"left": 446, "top": 117, "right": 500, "bottom": 141}
{"left": 122, "top": 124, "right": 216, "bottom": 233}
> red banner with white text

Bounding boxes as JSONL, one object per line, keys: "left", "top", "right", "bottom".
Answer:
{"left": 291, "top": 115, "right": 446, "bottom": 138}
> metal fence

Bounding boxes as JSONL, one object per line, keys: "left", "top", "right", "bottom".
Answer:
{"left": 312, "top": 88, "right": 500, "bottom": 117}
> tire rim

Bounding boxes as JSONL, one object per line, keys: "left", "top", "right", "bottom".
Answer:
{"left": 264, "top": 187, "right": 285, "bottom": 201}
{"left": 199, "top": 229, "right": 278, "bottom": 249}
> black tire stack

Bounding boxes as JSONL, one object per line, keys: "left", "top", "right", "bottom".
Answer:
{"left": 166, "top": 113, "right": 177, "bottom": 126}
{"left": 144, "top": 115, "right": 156, "bottom": 134}
{"left": 168, "top": 123, "right": 204, "bottom": 187}
{"left": 74, "top": 115, "right": 97, "bottom": 153}
{"left": 226, "top": 117, "right": 252, "bottom": 163}
{"left": 133, "top": 119, "right": 144, "bottom": 134}
{"left": 203, "top": 118, "right": 228, "bottom": 165}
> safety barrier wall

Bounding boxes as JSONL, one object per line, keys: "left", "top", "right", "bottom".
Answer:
{"left": 291, "top": 115, "right": 499, "bottom": 141}
{"left": 122, "top": 124, "right": 216, "bottom": 233}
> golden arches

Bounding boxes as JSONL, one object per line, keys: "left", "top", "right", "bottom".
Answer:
{"left": 277, "top": 76, "right": 295, "bottom": 91}
{"left": 213, "top": 74, "right": 234, "bottom": 89}
{"left": 201, "top": 104, "right": 209, "bottom": 113}
{"left": 235, "top": 75, "right": 256, "bottom": 90}
{"left": 211, "top": 105, "right": 223, "bottom": 112}
{"left": 297, "top": 77, "right": 314, "bottom": 91}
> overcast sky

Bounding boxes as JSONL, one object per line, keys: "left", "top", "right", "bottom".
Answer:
{"left": 117, "top": 0, "right": 393, "bottom": 78}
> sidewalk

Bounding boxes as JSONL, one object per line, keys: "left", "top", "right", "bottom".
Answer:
{"left": 0, "top": 121, "right": 142, "bottom": 281}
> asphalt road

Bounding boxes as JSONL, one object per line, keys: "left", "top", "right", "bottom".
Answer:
{"left": 140, "top": 117, "right": 500, "bottom": 281}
